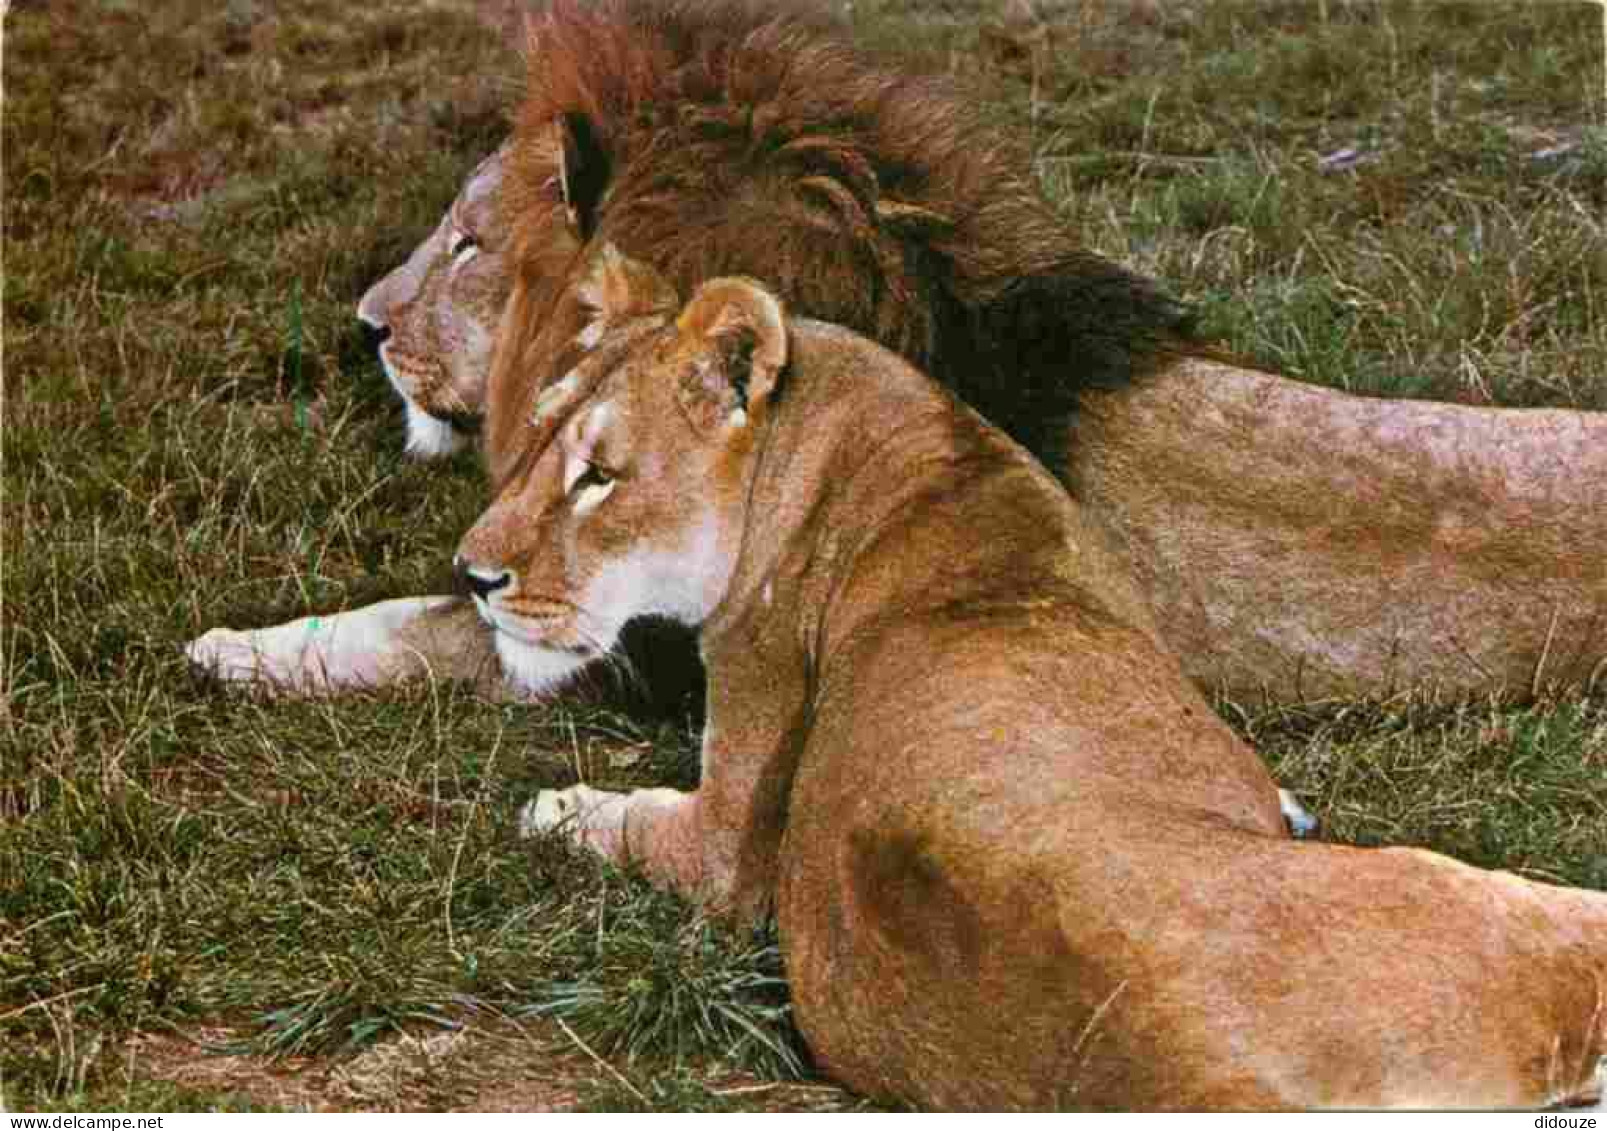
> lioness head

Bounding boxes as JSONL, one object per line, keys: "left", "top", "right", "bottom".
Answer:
{"left": 454, "top": 246, "right": 786, "bottom": 694}
{"left": 357, "top": 145, "right": 510, "bottom": 458}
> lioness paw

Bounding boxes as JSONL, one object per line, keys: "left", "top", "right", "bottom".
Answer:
{"left": 1278, "top": 788, "right": 1320, "bottom": 839}
{"left": 520, "top": 784, "right": 630, "bottom": 861}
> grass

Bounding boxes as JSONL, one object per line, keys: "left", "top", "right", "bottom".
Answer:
{"left": 4, "top": 0, "right": 1604, "bottom": 1113}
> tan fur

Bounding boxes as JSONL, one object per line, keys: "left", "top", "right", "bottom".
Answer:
{"left": 472, "top": 250, "right": 1607, "bottom": 1110}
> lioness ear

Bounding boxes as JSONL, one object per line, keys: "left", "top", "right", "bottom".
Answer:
{"left": 575, "top": 243, "right": 680, "bottom": 345}
{"left": 675, "top": 277, "right": 788, "bottom": 430}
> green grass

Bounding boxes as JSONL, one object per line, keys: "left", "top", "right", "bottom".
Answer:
{"left": 4, "top": 0, "right": 1604, "bottom": 1113}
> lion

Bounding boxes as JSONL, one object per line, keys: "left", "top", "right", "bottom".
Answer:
{"left": 466, "top": 244, "right": 1607, "bottom": 1110}
{"left": 189, "top": 0, "right": 1606, "bottom": 704}
{"left": 356, "top": 144, "right": 510, "bottom": 459}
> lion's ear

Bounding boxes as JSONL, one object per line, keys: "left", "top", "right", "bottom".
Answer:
{"left": 558, "top": 111, "right": 610, "bottom": 238}
{"left": 575, "top": 243, "right": 680, "bottom": 344}
{"left": 675, "top": 277, "right": 788, "bottom": 430}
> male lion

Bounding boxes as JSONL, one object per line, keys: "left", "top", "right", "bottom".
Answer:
{"left": 467, "top": 244, "right": 1607, "bottom": 1110}
{"left": 357, "top": 145, "right": 509, "bottom": 460}
{"left": 190, "top": 0, "right": 1606, "bottom": 703}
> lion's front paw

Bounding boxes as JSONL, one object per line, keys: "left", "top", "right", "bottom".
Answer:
{"left": 186, "top": 627, "right": 291, "bottom": 687}
{"left": 520, "top": 784, "right": 630, "bottom": 861}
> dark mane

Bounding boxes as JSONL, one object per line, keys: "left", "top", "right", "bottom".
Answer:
{"left": 506, "top": 0, "right": 1197, "bottom": 471}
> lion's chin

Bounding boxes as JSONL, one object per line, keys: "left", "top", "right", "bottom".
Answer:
{"left": 401, "top": 399, "right": 469, "bottom": 460}
{"left": 493, "top": 631, "right": 594, "bottom": 697}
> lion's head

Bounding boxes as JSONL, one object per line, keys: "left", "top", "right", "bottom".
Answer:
{"left": 357, "top": 145, "right": 511, "bottom": 458}
{"left": 472, "top": 0, "right": 1193, "bottom": 487}
{"left": 354, "top": 2, "right": 1192, "bottom": 478}
{"left": 454, "top": 245, "right": 785, "bottom": 693}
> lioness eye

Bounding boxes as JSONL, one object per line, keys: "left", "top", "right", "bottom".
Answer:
{"left": 574, "top": 462, "right": 613, "bottom": 491}
{"left": 450, "top": 232, "right": 479, "bottom": 260}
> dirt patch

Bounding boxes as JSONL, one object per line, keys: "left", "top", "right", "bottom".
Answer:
{"left": 126, "top": 1017, "right": 592, "bottom": 1112}
{"left": 122, "top": 1015, "right": 856, "bottom": 1112}
{"left": 126, "top": 1026, "right": 347, "bottom": 1112}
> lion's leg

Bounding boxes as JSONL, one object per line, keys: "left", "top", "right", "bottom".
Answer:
{"left": 521, "top": 772, "right": 782, "bottom": 918}
{"left": 522, "top": 656, "right": 805, "bottom": 917}
{"left": 520, "top": 783, "right": 757, "bottom": 913}
{"left": 186, "top": 595, "right": 504, "bottom": 696}
{"left": 521, "top": 782, "right": 698, "bottom": 880}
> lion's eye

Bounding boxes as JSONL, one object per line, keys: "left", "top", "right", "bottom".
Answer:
{"left": 449, "top": 232, "right": 479, "bottom": 262}
{"left": 569, "top": 460, "right": 617, "bottom": 514}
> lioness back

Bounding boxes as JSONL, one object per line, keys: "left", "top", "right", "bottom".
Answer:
{"left": 493, "top": 250, "right": 1607, "bottom": 1111}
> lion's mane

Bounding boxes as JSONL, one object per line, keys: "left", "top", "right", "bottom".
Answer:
{"left": 505, "top": 0, "right": 1196, "bottom": 469}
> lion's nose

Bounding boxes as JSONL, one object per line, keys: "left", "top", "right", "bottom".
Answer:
{"left": 455, "top": 557, "right": 512, "bottom": 601}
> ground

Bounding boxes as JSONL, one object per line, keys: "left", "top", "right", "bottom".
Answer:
{"left": 3, "top": 0, "right": 1604, "bottom": 1112}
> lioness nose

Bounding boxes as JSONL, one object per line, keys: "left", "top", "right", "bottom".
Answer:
{"left": 455, "top": 557, "right": 512, "bottom": 601}
{"left": 359, "top": 319, "right": 392, "bottom": 353}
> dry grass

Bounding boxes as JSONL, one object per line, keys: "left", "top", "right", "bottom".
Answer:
{"left": 4, "top": 0, "right": 1604, "bottom": 1112}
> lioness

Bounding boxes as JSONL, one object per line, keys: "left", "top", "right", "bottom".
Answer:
{"left": 466, "top": 246, "right": 1607, "bottom": 1110}
{"left": 190, "top": 0, "right": 1606, "bottom": 703}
